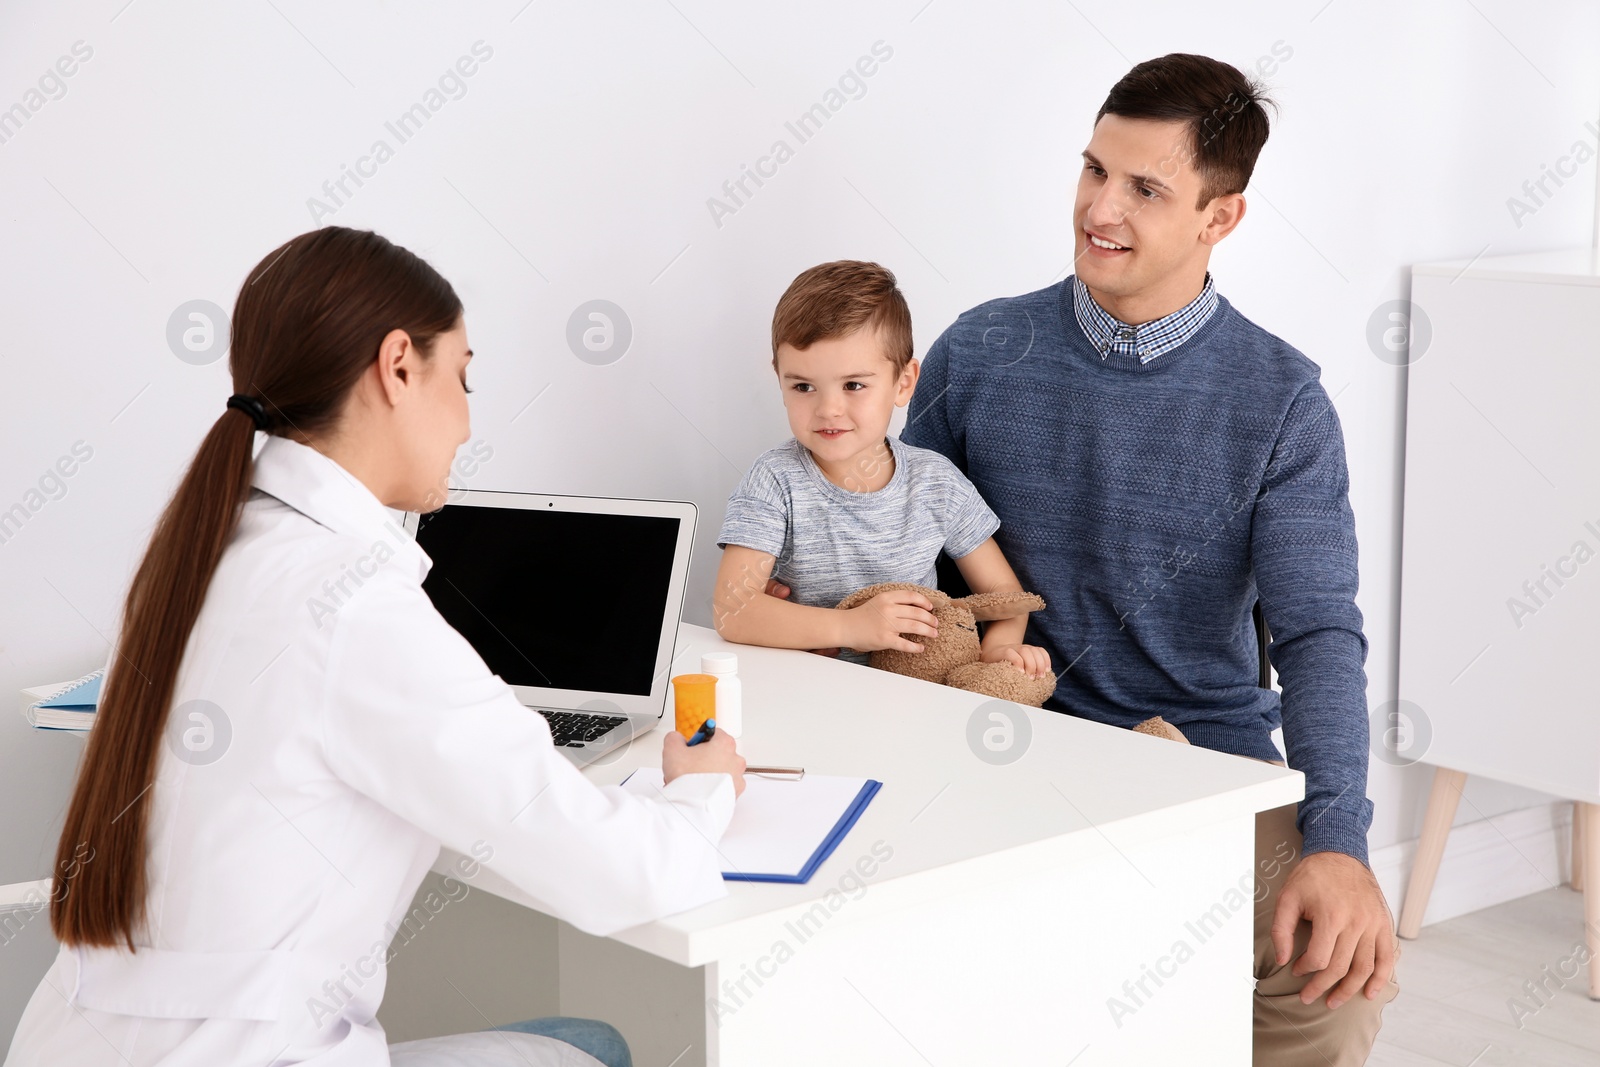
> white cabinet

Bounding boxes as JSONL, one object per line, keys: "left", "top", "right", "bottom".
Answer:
{"left": 1396, "top": 249, "right": 1600, "bottom": 993}
{"left": 1399, "top": 248, "right": 1600, "bottom": 804}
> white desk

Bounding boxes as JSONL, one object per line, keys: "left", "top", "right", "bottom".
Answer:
{"left": 434, "top": 623, "right": 1303, "bottom": 1065}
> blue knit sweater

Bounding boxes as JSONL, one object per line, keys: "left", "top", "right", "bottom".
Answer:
{"left": 903, "top": 279, "right": 1374, "bottom": 864}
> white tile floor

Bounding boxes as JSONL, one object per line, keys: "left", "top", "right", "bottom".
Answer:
{"left": 1368, "top": 886, "right": 1598, "bottom": 1066}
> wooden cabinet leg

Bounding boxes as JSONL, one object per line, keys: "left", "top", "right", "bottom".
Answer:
{"left": 1583, "top": 801, "right": 1599, "bottom": 1000}
{"left": 1398, "top": 767, "right": 1467, "bottom": 939}
{"left": 1573, "top": 803, "right": 1585, "bottom": 892}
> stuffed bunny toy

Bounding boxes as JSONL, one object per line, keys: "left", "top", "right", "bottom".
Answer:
{"left": 834, "top": 582, "right": 1187, "bottom": 744}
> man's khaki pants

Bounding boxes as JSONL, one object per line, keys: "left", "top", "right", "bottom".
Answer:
{"left": 1253, "top": 762, "right": 1401, "bottom": 1065}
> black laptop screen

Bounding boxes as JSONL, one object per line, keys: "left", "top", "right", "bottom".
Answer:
{"left": 415, "top": 503, "right": 679, "bottom": 697}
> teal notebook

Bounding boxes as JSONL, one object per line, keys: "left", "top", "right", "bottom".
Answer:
{"left": 27, "top": 669, "right": 104, "bottom": 730}
{"left": 37, "top": 670, "right": 103, "bottom": 710}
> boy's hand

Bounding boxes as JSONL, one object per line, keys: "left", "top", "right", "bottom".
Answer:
{"left": 764, "top": 578, "right": 841, "bottom": 657}
{"left": 663, "top": 729, "right": 746, "bottom": 798}
{"left": 841, "top": 589, "right": 938, "bottom": 654}
{"left": 980, "top": 642, "right": 1052, "bottom": 679}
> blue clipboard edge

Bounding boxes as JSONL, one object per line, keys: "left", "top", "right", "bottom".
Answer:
{"left": 722, "top": 778, "right": 883, "bottom": 885}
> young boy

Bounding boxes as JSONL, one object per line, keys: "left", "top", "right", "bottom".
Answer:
{"left": 713, "top": 260, "right": 1052, "bottom": 679}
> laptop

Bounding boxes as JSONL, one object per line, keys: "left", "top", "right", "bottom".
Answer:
{"left": 403, "top": 489, "right": 697, "bottom": 766}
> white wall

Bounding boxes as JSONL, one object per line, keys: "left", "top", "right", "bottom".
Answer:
{"left": 3, "top": 0, "right": 1597, "bottom": 1043}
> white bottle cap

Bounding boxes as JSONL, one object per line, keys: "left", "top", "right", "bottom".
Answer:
{"left": 701, "top": 651, "right": 738, "bottom": 676}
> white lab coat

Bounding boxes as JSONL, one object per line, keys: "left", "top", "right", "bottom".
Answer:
{"left": 6, "top": 435, "right": 734, "bottom": 1067}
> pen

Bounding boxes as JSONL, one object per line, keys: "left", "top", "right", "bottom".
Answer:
{"left": 746, "top": 766, "right": 805, "bottom": 779}
{"left": 686, "top": 718, "right": 716, "bottom": 747}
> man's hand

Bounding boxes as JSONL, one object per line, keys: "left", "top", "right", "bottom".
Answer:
{"left": 979, "top": 642, "right": 1052, "bottom": 679}
{"left": 1270, "top": 850, "right": 1399, "bottom": 1010}
{"left": 763, "top": 578, "right": 840, "bottom": 657}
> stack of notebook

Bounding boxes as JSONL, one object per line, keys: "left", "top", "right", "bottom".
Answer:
{"left": 23, "top": 669, "right": 103, "bottom": 731}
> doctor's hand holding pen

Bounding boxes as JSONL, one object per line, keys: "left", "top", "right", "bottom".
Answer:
{"left": 663, "top": 727, "right": 747, "bottom": 797}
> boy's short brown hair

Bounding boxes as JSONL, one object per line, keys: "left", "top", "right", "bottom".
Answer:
{"left": 770, "top": 260, "right": 913, "bottom": 375}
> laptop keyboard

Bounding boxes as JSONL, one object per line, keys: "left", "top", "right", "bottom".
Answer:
{"left": 537, "top": 708, "right": 627, "bottom": 748}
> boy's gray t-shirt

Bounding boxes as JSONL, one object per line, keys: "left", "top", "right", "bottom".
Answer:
{"left": 717, "top": 435, "right": 1000, "bottom": 661}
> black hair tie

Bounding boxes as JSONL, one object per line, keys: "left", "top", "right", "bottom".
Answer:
{"left": 226, "top": 394, "right": 271, "bottom": 430}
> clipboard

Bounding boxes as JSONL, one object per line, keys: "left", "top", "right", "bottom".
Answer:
{"left": 622, "top": 768, "right": 882, "bottom": 884}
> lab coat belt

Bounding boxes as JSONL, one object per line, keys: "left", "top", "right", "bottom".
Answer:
{"left": 70, "top": 943, "right": 294, "bottom": 1021}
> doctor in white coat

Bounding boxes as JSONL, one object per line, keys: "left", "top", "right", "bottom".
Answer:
{"left": 6, "top": 227, "right": 746, "bottom": 1067}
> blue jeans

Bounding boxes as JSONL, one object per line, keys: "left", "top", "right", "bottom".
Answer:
{"left": 493, "top": 1017, "right": 632, "bottom": 1067}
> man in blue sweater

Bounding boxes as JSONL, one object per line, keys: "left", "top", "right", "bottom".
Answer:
{"left": 902, "top": 55, "right": 1399, "bottom": 1063}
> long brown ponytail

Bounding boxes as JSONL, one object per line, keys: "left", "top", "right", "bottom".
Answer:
{"left": 51, "top": 227, "right": 463, "bottom": 949}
